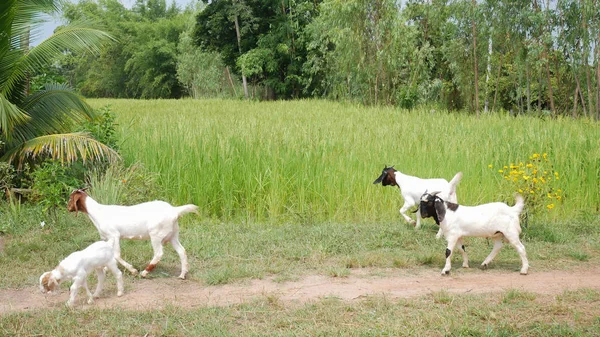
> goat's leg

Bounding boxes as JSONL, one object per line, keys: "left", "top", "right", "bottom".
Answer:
{"left": 106, "top": 259, "right": 124, "bottom": 296}
{"left": 67, "top": 277, "right": 83, "bottom": 307}
{"left": 399, "top": 202, "right": 416, "bottom": 226}
{"left": 111, "top": 237, "right": 138, "bottom": 276}
{"left": 170, "top": 234, "right": 188, "bottom": 279}
{"left": 435, "top": 228, "right": 443, "bottom": 240}
{"left": 481, "top": 238, "right": 504, "bottom": 270}
{"left": 456, "top": 238, "right": 469, "bottom": 268}
{"left": 505, "top": 234, "right": 529, "bottom": 275}
{"left": 442, "top": 236, "right": 459, "bottom": 275}
{"left": 93, "top": 267, "right": 106, "bottom": 298}
{"left": 140, "top": 236, "right": 164, "bottom": 278}
{"left": 82, "top": 278, "right": 95, "bottom": 304}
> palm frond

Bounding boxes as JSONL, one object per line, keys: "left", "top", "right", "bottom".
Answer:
{"left": 16, "top": 83, "right": 96, "bottom": 135}
{"left": 0, "top": 92, "right": 30, "bottom": 140}
{"left": 2, "top": 132, "right": 121, "bottom": 168}
{"left": 2, "top": 22, "right": 114, "bottom": 98}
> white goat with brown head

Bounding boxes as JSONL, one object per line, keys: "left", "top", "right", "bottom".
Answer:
{"left": 68, "top": 188, "right": 198, "bottom": 279}
{"left": 39, "top": 240, "right": 124, "bottom": 307}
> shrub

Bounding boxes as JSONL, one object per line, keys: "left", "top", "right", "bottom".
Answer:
{"left": 490, "top": 152, "right": 563, "bottom": 216}
{"left": 31, "top": 161, "right": 82, "bottom": 216}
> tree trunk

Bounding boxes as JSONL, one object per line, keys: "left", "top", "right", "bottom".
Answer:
{"left": 572, "top": 86, "right": 579, "bottom": 118}
{"left": 544, "top": 53, "right": 556, "bottom": 116}
{"left": 492, "top": 54, "right": 504, "bottom": 112}
{"left": 471, "top": 0, "right": 479, "bottom": 117}
{"left": 225, "top": 66, "right": 237, "bottom": 97}
{"left": 234, "top": 14, "right": 249, "bottom": 99}
{"left": 575, "top": 74, "right": 588, "bottom": 118}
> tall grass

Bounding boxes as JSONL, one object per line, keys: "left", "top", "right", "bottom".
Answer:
{"left": 89, "top": 99, "right": 600, "bottom": 224}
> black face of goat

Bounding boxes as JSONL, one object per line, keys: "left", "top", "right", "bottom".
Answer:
{"left": 373, "top": 166, "right": 397, "bottom": 186}
{"left": 419, "top": 192, "right": 438, "bottom": 222}
{"left": 419, "top": 192, "right": 447, "bottom": 225}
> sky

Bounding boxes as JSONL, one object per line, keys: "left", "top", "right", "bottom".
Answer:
{"left": 34, "top": 0, "right": 194, "bottom": 46}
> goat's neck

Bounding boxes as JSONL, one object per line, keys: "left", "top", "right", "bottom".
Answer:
{"left": 393, "top": 171, "right": 411, "bottom": 187}
{"left": 82, "top": 196, "right": 105, "bottom": 229}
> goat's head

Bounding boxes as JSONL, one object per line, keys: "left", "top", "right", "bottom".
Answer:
{"left": 419, "top": 190, "right": 446, "bottom": 224}
{"left": 373, "top": 166, "right": 398, "bottom": 187}
{"left": 67, "top": 188, "right": 89, "bottom": 216}
{"left": 39, "top": 271, "right": 60, "bottom": 293}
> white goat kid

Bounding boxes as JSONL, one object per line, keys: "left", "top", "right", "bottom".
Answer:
{"left": 68, "top": 189, "right": 199, "bottom": 279}
{"left": 419, "top": 191, "right": 529, "bottom": 275}
{"left": 39, "top": 240, "right": 124, "bottom": 307}
{"left": 373, "top": 166, "right": 462, "bottom": 234}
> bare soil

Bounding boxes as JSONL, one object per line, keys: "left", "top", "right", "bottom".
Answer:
{"left": 2, "top": 266, "right": 600, "bottom": 313}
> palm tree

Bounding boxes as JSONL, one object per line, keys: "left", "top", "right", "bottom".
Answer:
{"left": 0, "top": 0, "right": 119, "bottom": 168}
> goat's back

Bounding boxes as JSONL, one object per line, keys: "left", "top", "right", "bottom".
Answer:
{"left": 60, "top": 241, "right": 115, "bottom": 273}
{"left": 444, "top": 201, "right": 523, "bottom": 237}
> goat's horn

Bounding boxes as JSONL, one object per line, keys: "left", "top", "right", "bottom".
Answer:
{"left": 430, "top": 191, "right": 442, "bottom": 196}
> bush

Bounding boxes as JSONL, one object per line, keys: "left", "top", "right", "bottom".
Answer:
{"left": 490, "top": 152, "right": 563, "bottom": 216}
{"left": 31, "top": 161, "right": 82, "bottom": 216}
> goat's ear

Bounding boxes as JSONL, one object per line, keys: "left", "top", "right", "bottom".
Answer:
{"left": 434, "top": 199, "right": 446, "bottom": 223}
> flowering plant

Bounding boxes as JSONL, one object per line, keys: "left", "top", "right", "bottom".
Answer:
{"left": 490, "top": 153, "right": 563, "bottom": 215}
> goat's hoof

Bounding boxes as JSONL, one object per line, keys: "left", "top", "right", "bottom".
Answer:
{"left": 117, "top": 292, "right": 124, "bottom": 297}
{"left": 520, "top": 269, "right": 528, "bottom": 275}
{"left": 462, "top": 265, "right": 469, "bottom": 269}
{"left": 178, "top": 274, "right": 187, "bottom": 280}
{"left": 140, "top": 270, "right": 149, "bottom": 278}
{"left": 480, "top": 264, "right": 488, "bottom": 270}
{"left": 87, "top": 298, "right": 94, "bottom": 305}
{"left": 131, "top": 269, "right": 139, "bottom": 276}
{"left": 441, "top": 270, "right": 450, "bottom": 276}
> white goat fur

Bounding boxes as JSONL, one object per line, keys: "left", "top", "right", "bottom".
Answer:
{"left": 374, "top": 167, "right": 462, "bottom": 236}
{"left": 39, "top": 240, "right": 124, "bottom": 307}
{"left": 423, "top": 192, "right": 529, "bottom": 275}
{"left": 68, "top": 189, "right": 199, "bottom": 279}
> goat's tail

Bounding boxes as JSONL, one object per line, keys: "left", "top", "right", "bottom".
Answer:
{"left": 446, "top": 172, "right": 463, "bottom": 203}
{"left": 512, "top": 194, "right": 525, "bottom": 215}
{"left": 174, "top": 204, "right": 200, "bottom": 218}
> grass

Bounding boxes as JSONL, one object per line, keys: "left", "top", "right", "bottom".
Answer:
{"left": 89, "top": 98, "right": 600, "bottom": 224}
{"left": 2, "top": 289, "right": 600, "bottom": 336}
{"left": 1, "top": 99, "right": 600, "bottom": 335}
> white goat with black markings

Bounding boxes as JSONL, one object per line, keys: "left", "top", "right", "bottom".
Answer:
{"left": 419, "top": 191, "right": 529, "bottom": 275}
{"left": 39, "top": 240, "right": 124, "bottom": 307}
{"left": 373, "top": 166, "right": 462, "bottom": 237}
{"left": 68, "top": 188, "right": 199, "bottom": 279}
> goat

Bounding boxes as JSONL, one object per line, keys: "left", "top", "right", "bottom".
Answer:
{"left": 67, "top": 189, "right": 199, "bottom": 279}
{"left": 39, "top": 240, "right": 124, "bottom": 307}
{"left": 373, "top": 166, "right": 462, "bottom": 235}
{"left": 419, "top": 191, "right": 528, "bottom": 275}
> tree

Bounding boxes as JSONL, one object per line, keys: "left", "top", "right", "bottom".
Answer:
{"left": 0, "top": 0, "right": 119, "bottom": 167}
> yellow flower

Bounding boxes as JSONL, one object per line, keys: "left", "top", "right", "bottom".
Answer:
{"left": 488, "top": 164, "right": 493, "bottom": 168}
{"left": 498, "top": 169, "right": 504, "bottom": 173}
{"left": 532, "top": 178, "right": 538, "bottom": 184}
{"left": 557, "top": 189, "right": 562, "bottom": 193}
{"left": 547, "top": 203, "right": 555, "bottom": 210}
{"left": 530, "top": 190, "right": 535, "bottom": 194}
{"left": 543, "top": 153, "right": 548, "bottom": 159}
{"left": 503, "top": 166, "right": 508, "bottom": 169}
{"left": 122, "top": 179, "right": 127, "bottom": 183}
{"left": 547, "top": 193, "right": 553, "bottom": 198}
{"left": 522, "top": 175, "right": 530, "bottom": 180}
{"left": 526, "top": 163, "right": 533, "bottom": 168}
{"left": 518, "top": 189, "right": 523, "bottom": 193}
{"left": 557, "top": 196, "right": 562, "bottom": 201}
{"left": 533, "top": 153, "right": 540, "bottom": 159}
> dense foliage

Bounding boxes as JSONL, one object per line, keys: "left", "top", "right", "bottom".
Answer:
{"left": 0, "top": 0, "right": 119, "bottom": 170}
{"left": 47, "top": 0, "right": 600, "bottom": 117}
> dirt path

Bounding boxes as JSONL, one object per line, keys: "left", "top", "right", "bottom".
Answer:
{"left": 2, "top": 267, "right": 600, "bottom": 313}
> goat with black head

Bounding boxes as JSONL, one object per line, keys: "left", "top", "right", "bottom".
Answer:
{"left": 373, "top": 166, "right": 462, "bottom": 236}
{"left": 419, "top": 191, "right": 529, "bottom": 275}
